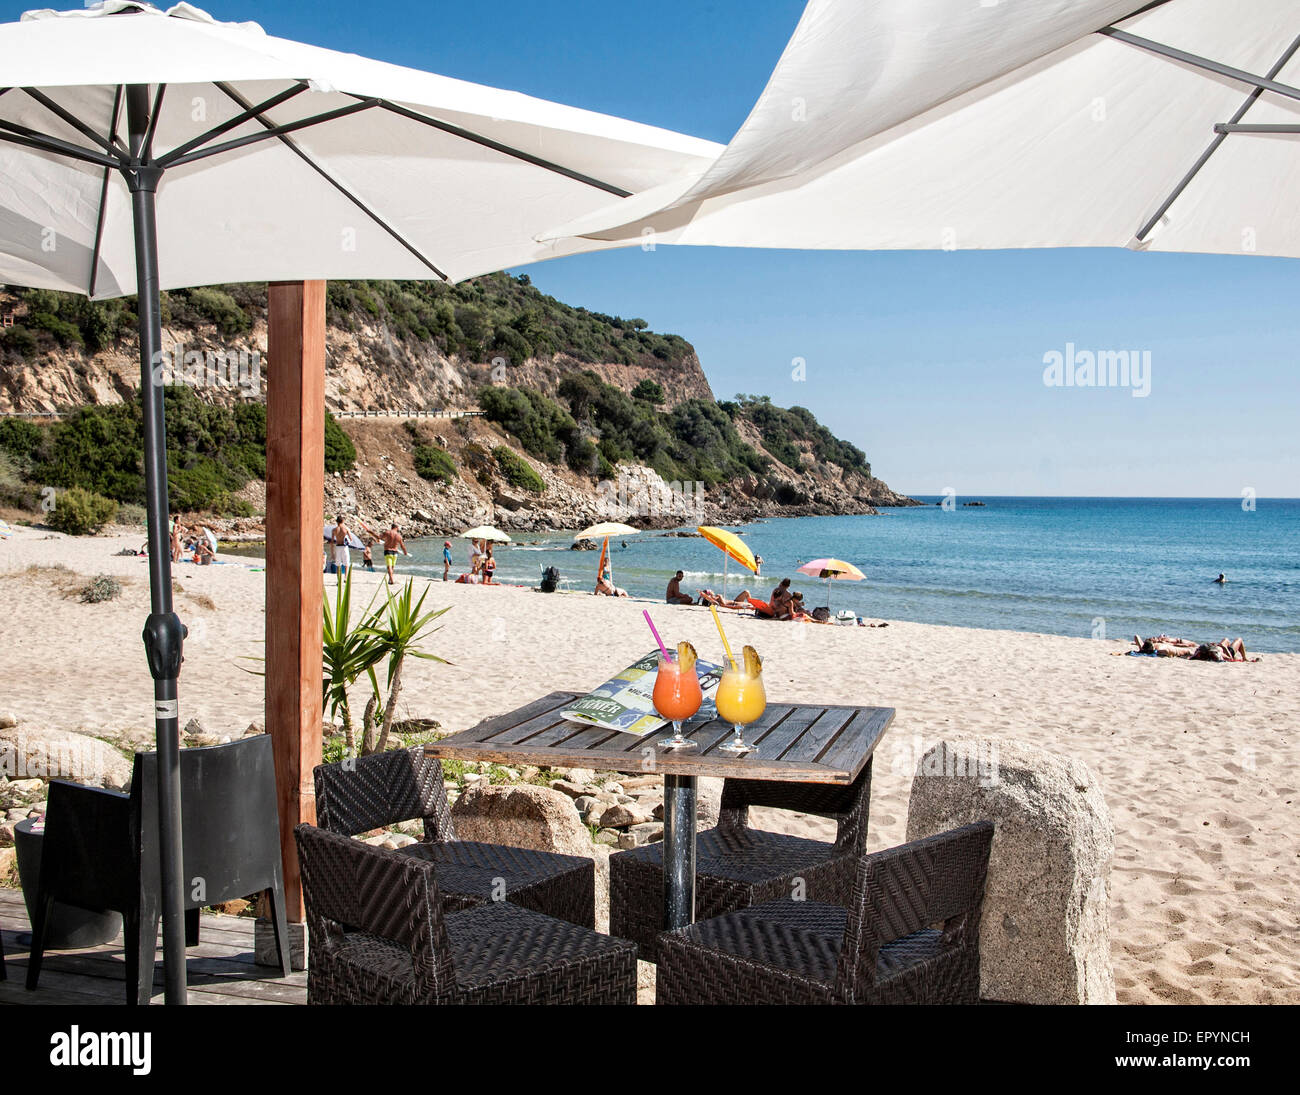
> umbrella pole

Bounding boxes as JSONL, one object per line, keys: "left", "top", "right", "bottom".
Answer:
{"left": 127, "top": 85, "right": 187, "bottom": 1006}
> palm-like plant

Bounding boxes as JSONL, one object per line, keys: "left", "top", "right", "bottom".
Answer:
{"left": 321, "top": 572, "right": 386, "bottom": 756}
{"left": 358, "top": 579, "right": 449, "bottom": 755}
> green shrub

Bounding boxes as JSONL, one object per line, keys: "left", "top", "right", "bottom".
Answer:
{"left": 48, "top": 486, "right": 118, "bottom": 535}
{"left": 115, "top": 502, "right": 148, "bottom": 526}
{"left": 324, "top": 414, "right": 356, "bottom": 473}
{"left": 492, "top": 446, "right": 545, "bottom": 494}
{"left": 0, "top": 418, "right": 46, "bottom": 465}
{"left": 78, "top": 574, "right": 123, "bottom": 603}
{"left": 631, "top": 378, "right": 665, "bottom": 403}
{"left": 413, "top": 444, "right": 457, "bottom": 484}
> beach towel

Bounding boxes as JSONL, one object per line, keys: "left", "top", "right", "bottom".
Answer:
{"left": 748, "top": 597, "right": 774, "bottom": 618}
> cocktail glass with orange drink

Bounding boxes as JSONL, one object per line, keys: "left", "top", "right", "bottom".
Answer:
{"left": 653, "top": 641, "right": 703, "bottom": 751}
{"left": 714, "top": 644, "right": 765, "bottom": 755}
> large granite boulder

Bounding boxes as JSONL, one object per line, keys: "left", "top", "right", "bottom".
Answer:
{"left": 0, "top": 725, "right": 133, "bottom": 791}
{"left": 451, "top": 783, "right": 608, "bottom": 930}
{"left": 451, "top": 783, "right": 593, "bottom": 857}
{"left": 905, "top": 738, "right": 1115, "bottom": 1005}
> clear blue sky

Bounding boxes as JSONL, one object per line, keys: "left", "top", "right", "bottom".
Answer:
{"left": 11, "top": 0, "right": 1299, "bottom": 497}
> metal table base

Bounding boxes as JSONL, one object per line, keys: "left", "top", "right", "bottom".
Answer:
{"left": 662, "top": 774, "right": 697, "bottom": 930}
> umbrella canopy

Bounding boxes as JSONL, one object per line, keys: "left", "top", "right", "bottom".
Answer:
{"left": 697, "top": 526, "right": 758, "bottom": 573}
{"left": 461, "top": 525, "right": 511, "bottom": 543}
{"left": 549, "top": 0, "right": 1300, "bottom": 260}
{"left": 0, "top": 1, "right": 717, "bottom": 1005}
{"left": 573, "top": 521, "right": 639, "bottom": 541}
{"left": 796, "top": 558, "right": 865, "bottom": 581}
{"left": 797, "top": 557, "right": 864, "bottom": 612}
{"left": 0, "top": 2, "right": 722, "bottom": 295}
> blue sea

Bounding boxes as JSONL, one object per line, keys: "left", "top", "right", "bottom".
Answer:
{"left": 243, "top": 498, "right": 1300, "bottom": 653}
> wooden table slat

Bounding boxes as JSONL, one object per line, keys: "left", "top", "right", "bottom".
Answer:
{"left": 815, "top": 706, "right": 893, "bottom": 772}
{"left": 778, "top": 705, "right": 860, "bottom": 764}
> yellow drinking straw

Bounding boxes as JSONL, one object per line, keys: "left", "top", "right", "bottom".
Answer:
{"left": 710, "top": 604, "right": 738, "bottom": 670}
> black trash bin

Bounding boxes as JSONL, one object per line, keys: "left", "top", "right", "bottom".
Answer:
{"left": 14, "top": 818, "right": 121, "bottom": 949}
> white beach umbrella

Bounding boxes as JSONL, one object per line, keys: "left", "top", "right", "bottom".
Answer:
{"left": 0, "top": 0, "right": 719, "bottom": 1004}
{"left": 548, "top": 0, "right": 1300, "bottom": 260}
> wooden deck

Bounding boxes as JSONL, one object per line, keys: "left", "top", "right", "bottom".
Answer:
{"left": 0, "top": 889, "right": 307, "bottom": 1005}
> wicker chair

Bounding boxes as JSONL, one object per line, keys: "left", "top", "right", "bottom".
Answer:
{"left": 655, "top": 821, "right": 994, "bottom": 1004}
{"left": 314, "top": 748, "right": 595, "bottom": 928}
{"left": 610, "top": 761, "right": 873, "bottom": 961}
{"left": 294, "top": 824, "right": 636, "bottom": 1005}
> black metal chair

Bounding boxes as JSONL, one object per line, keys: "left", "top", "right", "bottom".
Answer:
{"left": 26, "top": 735, "right": 291, "bottom": 1004}
{"left": 295, "top": 823, "right": 635, "bottom": 1005}
{"left": 314, "top": 748, "right": 595, "bottom": 928}
{"left": 610, "top": 761, "right": 874, "bottom": 961}
{"left": 655, "top": 821, "right": 995, "bottom": 1004}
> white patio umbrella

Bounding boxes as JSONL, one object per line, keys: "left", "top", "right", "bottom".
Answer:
{"left": 548, "top": 0, "right": 1300, "bottom": 260}
{"left": 573, "top": 521, "right": 638, "bottom": 588}
{"left": 0, "top": 0, "right": 719, "bottom": 1004}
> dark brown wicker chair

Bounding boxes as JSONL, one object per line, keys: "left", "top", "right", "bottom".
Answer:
{"left": 294, "top": 823, "right": 635, "bottom": 1005}
{"left": 610, "top": 761, "right": 873, "bottom": 961}
{"left": 655, "top": 821, "right": 994, "bottom": 1004}
{"left": 314, "top": 748, "right": 595, "bottom": 928}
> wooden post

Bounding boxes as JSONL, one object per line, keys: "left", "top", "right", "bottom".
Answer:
{"left": 265, "top": 280, "right": 325, "bottom": 926}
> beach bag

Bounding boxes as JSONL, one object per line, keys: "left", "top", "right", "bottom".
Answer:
{"left": 540, "top": 565, "right": 560, "bottom": 593}
{"left": 811, "top": 606, "right": 830, "bottom": 622}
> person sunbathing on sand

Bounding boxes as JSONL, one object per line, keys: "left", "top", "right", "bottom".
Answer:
{"left": 697, "top": 589, "right": 751, "bottom": 609}
{"left": 1133, "top": 634, "right": 1251, "bottom": 661}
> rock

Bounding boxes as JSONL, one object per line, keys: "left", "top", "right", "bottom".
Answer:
{"left": 554, "top": 767, "right": 596, "bottom": 785}
{"left": 905, "top": 738, "right": 1115, "bottom": 1005}
{"left": 0, "top": 845, "right": 16, "bottom": 882}
{"left": 182, "top": 717, "right": 206, "bottom": 739}
{"left": 243, "top": 721, "right": 265, "bottom": 736}
{"left": 572, "top": 795, "right": 598, "bottom": 817}
{"left": 593, "top": 828, "right": 620, "bottom": 846}
{"left": 596, "top": 803, "right": 651, "bottom": 829}
{"left": 620, "top": 775, "right": 660, "bottom": 791}
{"left": 210, "top": 899, "right": 251, "bottom": 916}
{"left": 549, "top": 779, "right": 589, "bottom": 800}
{"left": 604, "top": 781, "right": 624, "bottom": 795}
{"left": 0, "top": 820, "right": 15, "bottom": 846}
{"left": 451, "top": 784, "right": 592, "bottom": 858}
{"left": 0, "top": 713, "right": 17, "bottom": 729}
{"left": 697, "top": 777, "right": 723, "bottom": 829}
{"left": 6, "top": 778, "right": 44, "bottom": 797}
{"left": 630, "top": 822, "right": 663, "bottom": 845}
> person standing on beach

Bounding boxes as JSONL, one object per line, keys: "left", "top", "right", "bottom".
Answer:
{"left": 381, "top": 524, "right": 407, "bottom": 585}
{"left": 328, "top": 515, "right": 351, "bottom": 576}
{"left": 483, "top": 543, "right": 497, "bottom": 584}
{"left": 361, "top": 541, "right": 375, "bottom": 572}
{"left": 442, "top": 540, "right": 453, "bottom": 581}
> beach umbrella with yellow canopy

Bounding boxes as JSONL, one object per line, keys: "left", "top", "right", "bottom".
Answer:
{"left": 797, "top": 557, "right": 865, "bottom": 612}
{"left": 574, "top": 521, "right": 639, "bottom": 589}
{"left": 697, "top": 525, "right": 757, "bottom": 597}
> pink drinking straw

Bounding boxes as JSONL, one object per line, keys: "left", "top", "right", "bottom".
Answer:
{"left": 642, "top": 609, "right": 671, "bottom": 660}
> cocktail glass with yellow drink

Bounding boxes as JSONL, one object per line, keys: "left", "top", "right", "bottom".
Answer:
{"left": 714, "top": 644, "right": 765, "bottom": 755}
{"left": 652, "top": 641, "right": 703, "bottom": 751}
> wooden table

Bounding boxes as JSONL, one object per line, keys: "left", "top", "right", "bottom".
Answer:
{"left": 427, "top": 691, "right": 894, "bottom": 932}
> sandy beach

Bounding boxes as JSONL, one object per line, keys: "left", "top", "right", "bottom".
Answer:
{"left": 1, "top": 524, "right": 1296, "bottom": 1005}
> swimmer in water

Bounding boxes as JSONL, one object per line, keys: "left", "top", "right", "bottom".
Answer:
{"left": 1213, "top": 573, "right": 1227, "bottom": 584}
